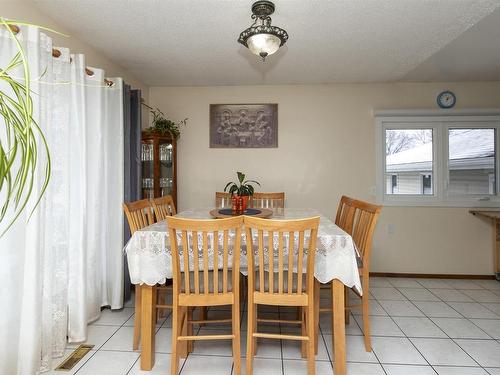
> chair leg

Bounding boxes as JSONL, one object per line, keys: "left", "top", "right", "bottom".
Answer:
{"left": 301, "top": 307, "right": 307, "bottom": 358}
{"left": 171, "top": 304, "right": 180, "bottom": 375}
{"left": 179, "top": 306, "right": 189, "bottom": 358}
{"left": 246, "top": 299, "right": 255, "bottom": 375}
{"left": 344, "top": 286, "right": 350, "bottom": 324}
{"left": 314, "top": 280, "right": 320, "bottom": 355}
{"left": 133, "top": 286, "right": 142, "bottom": 350}
{"left": 187, "top": 307, "right": 194, "bottom": 353}
{"left": 199, "top": 306, "right": 208, "bottom": 327}
{"left": 362, "top": 276, "right": 371, "bottom": 352}
{"left": 232, "top": 296, "right": 241, "bottom": 375}
{"left": 252, "top": 304, "right": 258, "bottom": 356}
{"left": 307, "top": 303, "right": 316, "bottom": 375}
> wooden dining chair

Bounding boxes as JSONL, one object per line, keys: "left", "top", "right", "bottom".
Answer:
{"left": 323, "top": 198, "right": 381, "bottom": 352}
{"left": 244, "top": 215, "right": 320, "bottom": 375}
{"left": 347, "top": 199, "right": 381, "bottom": 352}
{"left": 250, "top": 192, "right": 285, "bottom": 212}
{"left": 151, "top": 194, "right": 177, "bottom": 221}
{"left": 123, "top": 199, "right": 171, "bottom": 351}
{"left": 167, "top": 216, "right": 243, "bottom": 375}
{"left": 215, "top": 191, "right": 232, "bottom": 208}
{"left": 334, "top": 195, "right": 358, "bottom": 323}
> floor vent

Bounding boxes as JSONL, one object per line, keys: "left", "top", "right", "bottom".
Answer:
{"left": 55, "top": 344, "right": 94, "bottom": 371}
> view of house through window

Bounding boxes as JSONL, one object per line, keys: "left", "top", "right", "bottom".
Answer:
{"left": 448, "top": 128, "right": 496, "bottom": 195}
{"left": 385, "top": 129, "right": 433, "bottom": 195}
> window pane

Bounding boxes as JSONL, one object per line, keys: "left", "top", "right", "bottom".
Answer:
{"left": 385, "top": 129, "right": 433, "bottom": 195}
{"left": 448, "top": 128, "right": 496, "bottom": 195}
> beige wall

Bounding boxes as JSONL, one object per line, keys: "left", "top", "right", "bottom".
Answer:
{"left": 1, "top": 0, "right": 148, "bottom": 102}
{"left": 150, "top": 82, "right": 500, "bottom": 275}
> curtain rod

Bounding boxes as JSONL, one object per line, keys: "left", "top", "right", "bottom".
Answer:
{"left": 5, "top": 24, "right": 114, "bottom": 86}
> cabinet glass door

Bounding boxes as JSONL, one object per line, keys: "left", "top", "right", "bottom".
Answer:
{"left": 159, "top": 142, "right": 174, "bottom": 197}
{"left": 141, "top": 141, "right": 154, "bottom": 198}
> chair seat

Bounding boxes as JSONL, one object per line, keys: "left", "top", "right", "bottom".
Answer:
{"left": 181, "top": 270, "right": 234, "bottom": 293}
{"left": 254, "top": 271, "right": 306, "bottom": 293}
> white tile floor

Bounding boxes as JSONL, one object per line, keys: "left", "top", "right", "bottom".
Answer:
{"left": 47, "top": 277, "right": 500, "bottom": 374}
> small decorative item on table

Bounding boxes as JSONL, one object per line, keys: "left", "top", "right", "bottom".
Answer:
{"left": 224, "top": 171, "right": 260, "bottom": 214}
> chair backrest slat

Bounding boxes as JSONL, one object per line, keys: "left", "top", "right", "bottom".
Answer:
{"left": 151, "top": 195, "right": 176, "bottom": 221}
{"left": 213, "top": 232, "right": 219, "bottom": 295}
{"left": 192, "top": 231, "right": 200, "bottom": 294}
{"left": 297, "top": 231, "right": 305, "bottom": 293}
{"left": 278, "top": 231, "right": 284, "bottom": 294}
{"left": 244, "top": 216, "right": 320, "bottom": 297}
{"left": 182, "top": 230, "right": 190, "bottom": 294}
{"left": 222, "top": 229, "right": 229, "bottom": 293}
{"left": 203, "top": 232, "right": 209, "bottom": 295}
{"left": 268, "top": 230, "right": 274, "bottom": 294}
{"left": 287, "top": 231, "right": 294, "bottom": 294}
{"left": 258, "top": 229, "right": 265, "bottom": 293}
{"left": 123, "top": 199, "right": 155, "bottom": 234}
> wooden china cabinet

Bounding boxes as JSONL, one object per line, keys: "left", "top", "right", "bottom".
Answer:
{"left": 141, "top": 131, "right": 177, "bottom": 207}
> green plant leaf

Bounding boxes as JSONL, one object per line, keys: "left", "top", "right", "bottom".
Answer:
{"left": 237, "top": 171, "right": 245, "bottom": 184}
{"left": 224, "top": 181, "right": 235, "bottom": 192}
{"left": 0, "top": 18, "right": 52, "bottom": 237}
{"left": 244, "top": 180, "right": 260, "bottom": 186}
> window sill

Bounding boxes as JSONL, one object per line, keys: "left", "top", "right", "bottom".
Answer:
{"left": 379, "top": 198, "right": 500, "bottom": 208}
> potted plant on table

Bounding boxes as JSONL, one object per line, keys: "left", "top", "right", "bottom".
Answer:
{"left": 224, "top": 171, "right": 260, "bottom": 213}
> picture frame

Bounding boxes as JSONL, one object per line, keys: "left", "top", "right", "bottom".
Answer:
{"left": 209, "top": 103, "right": 278, "bottom": 148}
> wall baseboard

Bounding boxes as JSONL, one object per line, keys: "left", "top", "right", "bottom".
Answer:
{"left": 370, "top": 272, "right": 496, "bottom": 280}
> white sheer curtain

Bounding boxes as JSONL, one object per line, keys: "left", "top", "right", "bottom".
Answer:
{"left": 0, "top": 25, "right": 125, "bottom": 374}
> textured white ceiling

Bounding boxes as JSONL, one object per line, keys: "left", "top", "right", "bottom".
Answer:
{"left": 32, "top": 0, "right": 500, "bottom": 86}
{"left": 403, "top": 7, "right": 500, "bottom": 81}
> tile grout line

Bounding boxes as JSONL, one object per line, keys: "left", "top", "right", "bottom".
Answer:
{"left": 72, "top": 279, "right": 500, "bottom": 375}
{"left": 415, "top": 280, "right": 500, "bottom": 372}
{"left": 374, "top": 287, "right": 438, "bottom": 373}
{"left": 388, "top": 279, "right": 490, "bottom": 371}
{"left": 74, "top": 305, "right": 137, "bottom": 375}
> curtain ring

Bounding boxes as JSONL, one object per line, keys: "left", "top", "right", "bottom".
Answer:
{"left": 2, "top": 24, "right": 20, "bottom": 34}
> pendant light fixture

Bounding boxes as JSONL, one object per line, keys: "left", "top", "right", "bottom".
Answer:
{"left": 237, "top": 1, "right": 289, "bottom": 61}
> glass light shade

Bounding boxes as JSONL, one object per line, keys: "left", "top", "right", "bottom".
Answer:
{"left": 246, "top": 33, "right": 281, "bottom": 57}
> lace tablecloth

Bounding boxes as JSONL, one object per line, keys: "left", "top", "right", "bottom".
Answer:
{"left": 125, "top": 208, "right": 362, "bottom": 293}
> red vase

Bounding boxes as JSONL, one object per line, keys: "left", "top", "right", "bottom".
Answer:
{"left": 240, "top": 196, "right": 249, "bottom": 212}
{"left": 231, "top": 195, "right": 238, "bottom": 214}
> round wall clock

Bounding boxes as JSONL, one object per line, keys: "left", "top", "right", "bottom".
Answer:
{"left": 437, "top": 91, "right": 456, "bottom": 109}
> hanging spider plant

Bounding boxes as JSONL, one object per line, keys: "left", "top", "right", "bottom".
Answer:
{"left": 0, "top": 19, "right": 60, "bottom": 236}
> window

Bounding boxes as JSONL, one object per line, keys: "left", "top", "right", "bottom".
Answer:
{"left": 375, "top": 110, "right": 500, "bottom": 207}
{"left": 385, "top": 129, "right": 433, "bottom": 196}
{"left": 448, "top": 128, "right": 496, "bottom": 196}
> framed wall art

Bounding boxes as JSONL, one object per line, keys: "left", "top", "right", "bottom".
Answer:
{"left": 209, "top": 103, "right": 278, "bottom": 148}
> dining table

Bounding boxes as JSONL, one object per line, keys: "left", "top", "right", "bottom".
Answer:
{"left": 125, "top": 207, "right": 362, "bottom": 375}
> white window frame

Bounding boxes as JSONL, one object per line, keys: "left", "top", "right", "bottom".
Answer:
{"left": 374, "top": 109, "right": 500, "bottom": 207}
